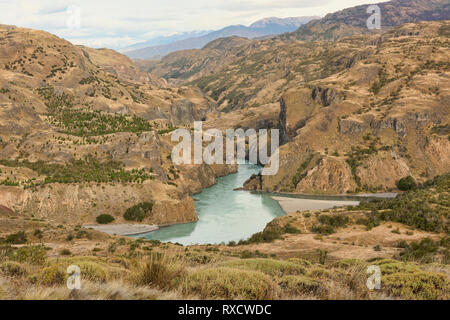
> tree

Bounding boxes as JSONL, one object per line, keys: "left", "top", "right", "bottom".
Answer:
{"left": 397, "top": 176, "right": 417, "bottom": 191}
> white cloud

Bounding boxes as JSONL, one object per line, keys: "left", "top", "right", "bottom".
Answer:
{"left": 0, "top": 0, "right": 388, "bottom": 49}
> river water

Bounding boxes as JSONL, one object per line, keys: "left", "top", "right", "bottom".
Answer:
{"left": 139, "top": 163, "right": 285, "bottom": 245}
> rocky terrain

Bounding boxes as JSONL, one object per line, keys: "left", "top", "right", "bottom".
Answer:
{"left": 0, "top": 24, "right": 235, "bottom": 227}
{"left": 283, "top": 0, "right": 450, "bottom": 42}
{"left": 138, "top": 0, "right": 450, "bottom": 195}
{"left": 246, "top": 21, "right": 450, "bottom": 194}
{"left": 143, "top": 0, "right": 449, "bottom": 84}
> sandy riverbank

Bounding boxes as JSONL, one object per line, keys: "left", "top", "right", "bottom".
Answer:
{"left": 83, "top": 224, "right": 159, "bottom": 236}
{"left": 271, "top": 196, "right": 360, "bottom": 213}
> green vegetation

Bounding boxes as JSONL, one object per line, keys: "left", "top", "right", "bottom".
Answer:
{"left": 8, "top": 245, "right": 47, "bottom": 265}
{"left": 5, "top": 231, "right": 27, "bottom": 244}
{"left": 279, "top": 275, "right": 327, "bottom": 297}
{"left": 287, "top": 154, "right": 314, "bottom": 192}
{"left": 157, "top": 126, "right": 177, "bottom": 135}
{"left": 221, "top": 259, "right": 306, "bottom": 277}
{"left": 398, "top": 237, "right": 449, "bottom": 264}
{"left": 431, "top": 124, "right": 450, "bottom": 136}
{"left": 0, "top": 178, "right": 20, "bottom": 187}
{"left": 36, "top": 86, "right": 153, "bottom": 136}
{"left": 312, "top": 214, "right": 350, "bottom": 235}
{"left": 38, "top": 258, "right": 110, "bottom": 286}
{"left": 383, "top": 272, "right": 448, "bottom": 300}
{"left": 0, "top": 157, "right": 153, "bottom": 187}
{"left": 0, "top": 239, "right": 448, "bottom": 300}
{"left": 357, "top": 174, "right": 450, "bottom": 233}
{"left": 60, "top": 249, "right": 72, "bottom": 256}
{"left": 0, "top": 261, "right": 28, "bottom": 277}
{"left": 397, "top": 176, "right": 417, "bottom": 191}
{"left": 237, "top": 223, "right": 300, "bottom": 245}
{"left": 96, "top": 214, "right": 115, "bottom": 225}
{"left": 345, "top": 144, "right": 378, "bottom": 189}
{"left": 356, "top": 211, "right": 381, "bottom": 230}
{"left": 47, "top": 108, "right": 154, "bottom": 137}
{"left": 183, "top": 267, "right": 278, "bottom": 300}
{"left": 370, "top": 67, "right": 395, "bottom": 95}
{"left": 123, "top": 202, "right": 154, "bottom": 222}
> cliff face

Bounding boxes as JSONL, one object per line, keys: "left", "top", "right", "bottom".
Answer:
{"left": 0, "top": 183, "right": 195, "bottom": 225}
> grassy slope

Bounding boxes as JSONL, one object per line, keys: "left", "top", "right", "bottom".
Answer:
{"left": 0, "top": 174, "right": 448, "bottom": 300}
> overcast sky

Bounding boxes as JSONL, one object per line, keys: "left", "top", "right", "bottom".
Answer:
{"left": 0, "top": 0, "right": 387, "bottom": 49}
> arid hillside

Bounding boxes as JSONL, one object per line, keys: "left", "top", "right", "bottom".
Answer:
{"left": 243, "top": 21, "right": 450, "bottom": 194}
{"left": 0, "top": 24, "right": 235, "bottom": 226}
{"left": 283, "top": 0, "right": 450, "bottom": 42}
{"left": 143, "top": 0, "right": 449, "bottom": 86}
{"left": 147, "top": 20, "right": 450, "bottom": 194}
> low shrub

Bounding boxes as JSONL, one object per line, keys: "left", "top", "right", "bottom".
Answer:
{"left": 41, "top": 258, "right": 110, "bottom": 285}
{"left": 0, "top": 261, "right": 27, "bottom": 277}
{"left": 398, "top": 238, "right": 440, "bottom": 263}
{"left": 221, "top": 259, "right": 306, "bottom": 277}
{"left": 9, "top": 245, "right": 47, "bottom": 265}
{"left": 123, "top": 202, "right": 153, "bottom": 222}
{"left": 279, "top": 275, "right": 327, "bottom": 297}
{"left": 373, "top": 259, "right": 420, "bottom": 275}
{"left": 60, "top": 249, "right": 72, "bottom": 256}
{"left": 183, "top": 267, "right": 278, "bottom": 299}
{"left": 287, "top": 258, "right": 312, "bottom": 267}
{"left": 239, "top": 223, "right": 300, "bottom": 245}
{"left": 307, "top": 267, "right": 331, "bottom": 279}
{"left": 312, "top": 214, "right": 349, "bottom": 235}
{"left": 397, "top": 176, "right": 417, "bottom": 191}
{"left": 356, "top": 211, "right": 381, "bottom": 230}
{"left": 5, "top": 231, "right": 27, "bottom": 244}
{"left": 182, "top": 251, "right": 216, "bottom": 265}
{"left": 96, "top": 214, "right": 115, "bottom": 225}
{"left": 77, "top": 261, "right": 109, "bottom": 282}
{"left": 356, "top": 173, "right": 449, "bottom": 233}
{"left": 333, "top": 259, "right": 367, "bottom": 270}
{"left": 39, "top": 264, "right": 67, "bottom": 286}
{"left": 384, "top": 272, "right": 449, "bottom": 300}
{"left": 239, "top": 250, "right": 268, "bottom": 259}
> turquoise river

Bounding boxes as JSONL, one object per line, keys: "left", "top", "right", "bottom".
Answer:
{"left": 139, "top": 163, "right": 285, "bottom": 245}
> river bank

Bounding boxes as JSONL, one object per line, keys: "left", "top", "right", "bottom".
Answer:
{"left": 83, "top": 224, "right": 159, "bottom": 236}
{"left": 271, "top": 196, "right": 360, "bottom": 213}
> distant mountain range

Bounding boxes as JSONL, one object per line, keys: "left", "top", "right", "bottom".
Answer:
{"left": 124, "top": 16, "right": 320, "bottom": 60}
{"left": 122, "top": 30, "right": 212, "bottom": 52}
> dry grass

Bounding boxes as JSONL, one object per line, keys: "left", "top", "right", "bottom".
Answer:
{"left": 20, "top": 280, "right": 184, "bottom": 300}
{"left": 0, "top": 246, "right": 448, "bottom": 300}
{"left": 132, "top": 253, "right": 186, "bottom": 290}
